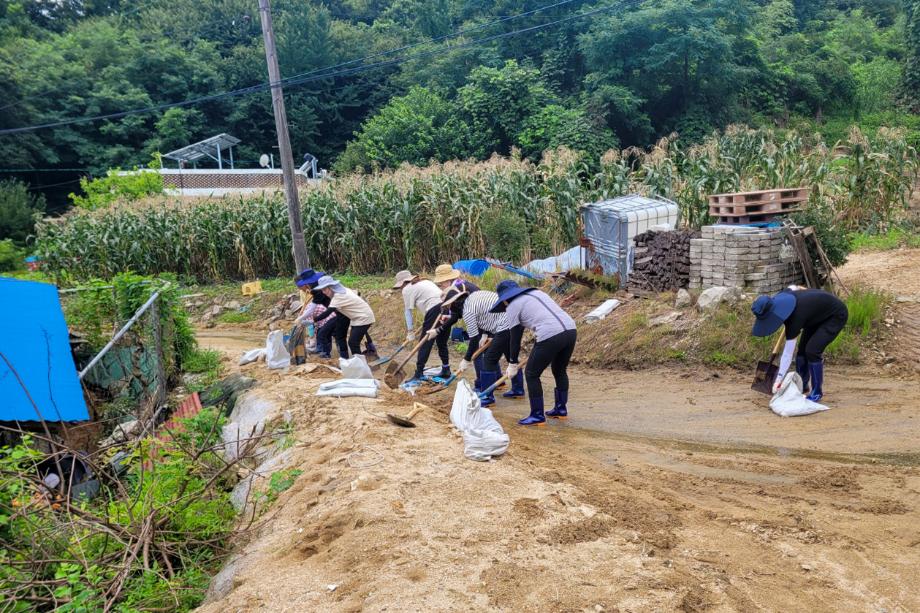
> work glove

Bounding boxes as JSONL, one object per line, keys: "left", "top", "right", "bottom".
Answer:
{"left": 424, "top": 327, "right": 440, "bottom": 341}
{"left": 505, "top": 363, "right": 520, "bottom": 379}
{"left": 458, "top": 359, "right": 471, "bottom": 373}
{"left": 772, "top": 376, "right": 783, "bottom": 394}
{"left": 406, "top": 331, "right": 416, "bottom": 342}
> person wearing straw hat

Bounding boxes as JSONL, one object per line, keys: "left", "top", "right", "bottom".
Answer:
{"left": 751, "top": 288, "right": 848, "bottom": 402}
{"left": 491, "top": 280, "right": 577, "bottom": 426}
{"left": 313, "top": 275, "right": 376, "bottom": 359}
{"left": 432, "top": 263, "right": 480, "bottom": 333}
{"left": 393, "top": 270, "right": 442, "bottom": 343}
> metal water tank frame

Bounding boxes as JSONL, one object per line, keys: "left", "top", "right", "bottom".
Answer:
{"left": 580, "top": 194, "right": 680, "bottom": 283}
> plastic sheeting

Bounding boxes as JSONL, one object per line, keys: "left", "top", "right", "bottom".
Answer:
{"left": 526, "top": 245, "right": 585, "bottom": 274}
{"left": 316, "top": 379, "right": 380, "bottom": 398}
{"left": 449, "top": 380, "right": 509, "bottom": 461}
{"left": 0, "top": 279, "right": 89, "bottom": 422}
{"left": 769, "top": 372, "right": 829, "bottom": 417}
{"left": 453, "top": 259, "right": 491, "bottom": 277}
{"left": 265, "top": 330, "right": 290, "bottom": 369}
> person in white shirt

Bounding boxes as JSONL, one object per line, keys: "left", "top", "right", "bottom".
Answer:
{"left": 393, "top": 269, "right": 452, "bottom": 382}
{"left": 313, "top": 276, "right": 376, "bottom": 358}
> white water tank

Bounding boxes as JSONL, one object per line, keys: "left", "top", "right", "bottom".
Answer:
{"left": 580, "top": 194, "right": 679, "bottom": 282}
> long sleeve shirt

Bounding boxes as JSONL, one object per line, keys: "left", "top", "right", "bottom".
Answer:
{"left": 401, "top": 280, "right": 443, "bottom": 330}
{"left": 461, "top": 290, "right": 509, "bottom": 360}
{"left": 505, "top": 289, "right": 576, "bottom": 362}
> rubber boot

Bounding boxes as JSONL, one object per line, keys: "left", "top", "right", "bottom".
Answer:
{"left": 502, "top": 372, "right": 526, "bottom": 399}
{"left": 438, "top": 364, "right": 451, "bottom": 379}
{"left": 806, "top": 360, "right": 824, "bottom": 402}
{"left": 405, "top": 367, "right": 426, "bottom": 386}
{"left": 473, "top": 355, "right": 484, "bottom": 392}
{"left": 478, "top": 371, "right": 498, "bottom": 407}
{"left": 546, "top": 388, "right": 568, "bottom": 419}
{"left": 795, "top": 355, "right": 810, "bottom": 393}
{"left": 518, "top": 395, "right": 546, "bottom": 426}
{"left": 364, "top": 341, "right": 378, "bottom": 356}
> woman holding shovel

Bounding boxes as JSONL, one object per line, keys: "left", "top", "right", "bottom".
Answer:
{"left": 751, "top": 288, "right": 848, "bottom": 402}
{"left": 491, "top": 280, "right": 577, "bottom": 426}
{"left": 313, "top": 276, "right": 376, "bottom": 359}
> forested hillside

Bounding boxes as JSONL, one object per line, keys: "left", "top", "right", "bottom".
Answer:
{"left": 1, "top": 0, "right": 919, "bottom": 189}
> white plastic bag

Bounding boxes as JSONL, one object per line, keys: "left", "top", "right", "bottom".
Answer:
{"left": 239, "top": 348, "right": 265, "bottom": 365}
{"left": 769, "top": 372, "right": 829, "bottom": 417}
{"left": 450, "top": 380, "right": 509, "bottom": 461}
{"left": 339, "top": 354, "right": 373, "bottom": 379}
{"left": 316, "top": 379, "right": 379, "bottom": 398}
{"left": 265, "top": 330, "right": 291, "bottom": 370}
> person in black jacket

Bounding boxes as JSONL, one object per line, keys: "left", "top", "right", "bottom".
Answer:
{"left": 751, "top": 288, "right": 849, "bottom": 402}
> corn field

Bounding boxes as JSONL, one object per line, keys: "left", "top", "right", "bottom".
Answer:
{"left": 35, "top": 126, "right": 917, "bottom": 282}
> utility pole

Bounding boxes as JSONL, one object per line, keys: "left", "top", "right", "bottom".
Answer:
{"left": 258, "top": 0, "right": 310, "bottom": 272}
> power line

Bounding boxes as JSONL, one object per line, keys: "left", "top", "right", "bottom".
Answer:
{"left": 0, "top": 0, "right": 634, "bottom": 136}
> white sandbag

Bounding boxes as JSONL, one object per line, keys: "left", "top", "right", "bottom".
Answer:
{"left": 265, "top": 330, "right": 290, "bottom": 370}
{"left": 316, "top": 378, "right": 380, "bottom": 398}
{"left": 239, "top": 348, "right": 265, "bottom": 365}
{"left": 339, "top": 354, "right": 373, "bottom": 379}
{"left": 585, "top": 299, "right": 622, "bottom": 322}
{"left": 770, "top": 372, "right": 829, "bottom": 417}
{"left": 450, "top": 380, "right": 509, "bottom": 461}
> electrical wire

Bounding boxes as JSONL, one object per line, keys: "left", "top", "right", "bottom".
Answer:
{"left": 0, "top": 0, "right": 638, "bottom": 136}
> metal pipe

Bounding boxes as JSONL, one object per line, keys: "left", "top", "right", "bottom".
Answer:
{"left": 78, "top": 285, "right": 167, "bottom": 380}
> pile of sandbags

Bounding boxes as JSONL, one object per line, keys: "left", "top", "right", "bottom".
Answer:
{"left": 630, "top": 229, "right": 699, "bottom": 291}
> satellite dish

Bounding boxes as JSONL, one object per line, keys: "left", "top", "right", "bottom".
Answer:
{"left": 259, "top": 154, "right": 270, "bottom": 168}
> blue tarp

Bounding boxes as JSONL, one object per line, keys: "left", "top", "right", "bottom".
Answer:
{"left": 0, "top": 279, "right": 90, "bottom": 422}
{"left": 453, "top": 259, "right": 491, "bottom": 277}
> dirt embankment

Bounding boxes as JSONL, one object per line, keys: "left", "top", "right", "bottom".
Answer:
{"left": 194, "top": 339, "right": 920, "bottom": 612}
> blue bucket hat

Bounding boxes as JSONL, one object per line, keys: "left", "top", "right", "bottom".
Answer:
{"left": 751, "top": 291, "right": 797, "bottom": 337}
{"left": 295, "top": 268, "right": 324, "bottom": 288}
{"left": 490, "top": 280, "right": 536, "bottom": 313}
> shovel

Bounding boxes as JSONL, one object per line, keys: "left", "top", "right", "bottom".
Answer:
{"left": 478, "top": 359, "right": 528, "bottom": 400}
{"left": 751, "top": 333, "right": 786, "bottom": 395}
{"left": 370, "top": 326, "right": 423, "bottom": 369}
{"left": 418, "top": 337, "right": 492, "bottom": 396}
{"left": 387, "top": 402, "right": 426, "bottom": 428}
{"left": 383, "top": 329, "right": 441, "bottom": 389}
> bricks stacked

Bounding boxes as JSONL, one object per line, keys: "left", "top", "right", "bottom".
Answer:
{"left": 629, "top": 229, "right": 700, "bottom": 291}
{"left": 689, "top": 226, "right": 801, "bottom": 293}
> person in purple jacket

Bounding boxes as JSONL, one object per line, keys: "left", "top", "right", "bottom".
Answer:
{"left": 490, "top": 280, "right": 577, "bottom": 426}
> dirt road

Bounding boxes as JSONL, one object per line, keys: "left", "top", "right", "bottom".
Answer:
{"left": 197, "top": 326, "right": 920, "bottom": 612}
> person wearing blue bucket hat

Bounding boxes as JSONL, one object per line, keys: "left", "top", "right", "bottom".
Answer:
{"left": 490, "top": 280, "right": 577, "bottom": 426}
{"left": 751, "top": 288, "right": 848, "bottom": 401}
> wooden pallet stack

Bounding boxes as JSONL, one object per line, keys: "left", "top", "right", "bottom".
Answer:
{"left": 709, "top": 187, "right": 809, "bottom": 225}
{"left": 629, "top": 229, "right": 699, "bottom": 291}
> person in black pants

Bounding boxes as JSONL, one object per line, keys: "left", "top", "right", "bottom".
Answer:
{"left": 457, "top": 289, "right": 519, "bottom": 405}
{"left": 751, "top": 288, "right": 849, "bottom": 402}
{"left": 490, "top": 280, "right": 577, "bottom": 426}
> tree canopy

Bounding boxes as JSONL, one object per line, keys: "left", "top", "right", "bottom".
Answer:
{"left": 0, "top": 0, "right": 917, "bottom": 207}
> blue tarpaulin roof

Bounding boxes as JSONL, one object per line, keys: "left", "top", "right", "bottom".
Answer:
{"left": 0, "top": 278, "right": 90, "bottom": 422}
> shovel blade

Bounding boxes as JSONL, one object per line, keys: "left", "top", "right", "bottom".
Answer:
{"left": 751, "top": 360, "right": 778, "bottom": 395}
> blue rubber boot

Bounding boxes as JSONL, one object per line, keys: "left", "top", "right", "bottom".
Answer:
{"left": 405, "top": 367, "right": 426, "bottom": 386}
{"left": 502, "top": 372, "right": 526, "bottom": 399}
{"left": 806, "top": 361, "right": 824, "bottom": 402}
{"left": 546, "top": 388, "right": 568, "bottom": 419}
{"left": 795, "top": 355, "right": 810, "bottom": 393}
{"left": 478, "top": 371, "right": 498, "bottom": 406}
{"left": 518, "top": 396, "right": 546, "bottom": 426}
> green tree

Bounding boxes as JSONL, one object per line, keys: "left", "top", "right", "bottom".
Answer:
{"left": 905, "top": 0, "right": 920, "bottom": 111}
{"left": 336, "top": 86, "right": 472, "bottom": 171}
{"left": 0, "top": 179, "right": 46, "bottom": 244}
{"left": 456, "top": 60, "right": 554, "bottom": 156}
{"left": 516, "top": 104, "right": 616, "bottom": 160}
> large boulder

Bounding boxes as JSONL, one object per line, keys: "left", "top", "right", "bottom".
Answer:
{"left": 696, "top": 286, "right": 741, "bottom": 312}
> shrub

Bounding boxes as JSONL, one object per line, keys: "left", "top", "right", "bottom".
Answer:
{"left": 0, "top": 179, "right": 45, "bottom": 244}
{"left": 69, "top": 160, "right": 166, "bottom": 211}
{"left": 0, "top": 239, "right": 24, "bottom": 272}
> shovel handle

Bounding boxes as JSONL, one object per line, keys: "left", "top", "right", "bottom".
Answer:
{"left": 768, "top": 329, "right": 786, "bottom": 360}
{"left": 406, "top": 404, "right": 425, "bottom": 420}
{"left": 480, "top": 359, "right": 528, "bottom": 396}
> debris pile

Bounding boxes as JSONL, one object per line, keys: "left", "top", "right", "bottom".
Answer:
{"left": 629, "top": 229, "right": 699, "bottom": 291}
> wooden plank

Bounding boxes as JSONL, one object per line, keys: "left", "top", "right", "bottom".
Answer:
{"left": 709, "top": 186, "right": 810, "bottom": 200}
{"left": 712, "top": 207, "right": 804, "bottom": 220}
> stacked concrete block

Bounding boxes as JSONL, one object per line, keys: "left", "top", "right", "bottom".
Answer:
{"left": 689, "top": 226, "right": 801, "bottom": 293}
